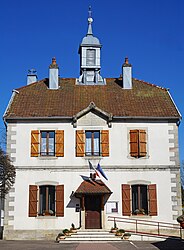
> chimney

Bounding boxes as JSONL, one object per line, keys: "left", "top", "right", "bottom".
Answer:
{"left": 122, "top": 57, "right": 132, "bottom": 89}
{"left": 49, "top": 57, "right": 59, "bottom": 89}
{"left": 27, "top": 69, "right": 37, "bottom": 85}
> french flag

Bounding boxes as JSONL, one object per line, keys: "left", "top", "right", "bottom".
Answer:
{"left": 88, "top": 160, "right": 100, "bottom": 177}
{"left": 96, "top": 163, "right": 108, "bottom": 180}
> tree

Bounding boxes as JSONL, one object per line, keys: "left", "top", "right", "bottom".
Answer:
{"left": 0, "top": 148, "right": 16, "bottom": 198}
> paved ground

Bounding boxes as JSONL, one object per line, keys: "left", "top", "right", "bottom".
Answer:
{"left": 0, "top": 239, "right": 184, "bottom": 250}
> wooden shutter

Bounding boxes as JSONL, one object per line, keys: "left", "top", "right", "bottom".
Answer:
{"left": 31, "top": 130, "right": 39, "bottom": 157}
{"left": 130, "top": 130, "right": 139, "bottom": 157}
{"left": 101, "top": 130, "right": 109, "bottom": 157}
{"left": 55, "top": 130, "right": 64, "bottom": 157}
{"left": 148, "top": 184, "right": 157, "bottom": 216}
{"left": 56, "top": 185, "right": 64, "bottom": 217}
{"left": 76, "top": 130, "right": 85, "bottom": 157}
{"left": 29, "top": 185, "right": 38, "bottom": 217}
{"left": 122, "top": 184, "right": 131, "bottom": 216}
{"left": 139, "top": 130, "right": 147, "bottom": 157}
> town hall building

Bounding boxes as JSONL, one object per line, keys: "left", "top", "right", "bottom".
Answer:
{"left": 3, "top": 9, "right": 182, "bottom": 240}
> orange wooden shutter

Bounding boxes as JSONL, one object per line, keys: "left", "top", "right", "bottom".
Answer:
{"left": 76, "top": 130, "right": 85, "bottom": 157}
{"left": 122, "top": 184, "right": 131, "bottom": 216}
{"left": 139, "top": 130, "right": 147, "bottom": 157}
{"left": 130, "top": 130, "right": 139, "bottom": 157}
{"left": 148, "top": 184, "right": 157, "bottom": 216}
{"left": 31, "top": 130, "right": 39, "bottom": 157}
{"left": 29, "top": 185, "right": 38, "bottom": 217}
{"left": 101, "top": 130, "right": 109, "bottom": 157}
{"left": 56, "top": 185, "right": 64, "bottom": 217}
{"left": 55, "top": 130, "right": 64, "bottom": 157}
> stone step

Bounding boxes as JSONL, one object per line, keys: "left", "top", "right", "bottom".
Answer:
{"left": 64, "top": 230, "right": 122, "bottom": 242}
{"left": 74, "top": 231, "right": 113, "bottom": 235}
{"left": 65, "top": 237, "right": 122, "bottom": 241}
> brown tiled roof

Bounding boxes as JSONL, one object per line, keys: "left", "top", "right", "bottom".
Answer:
{"left": 75, "top": 180, "right": 112, "bottom": 195}
{"left": 4, "top": 78, "right": 180, "bottom": 119}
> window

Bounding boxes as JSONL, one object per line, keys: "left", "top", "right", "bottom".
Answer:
{"left": 31, "top": 130, "right": 64, "bottom": 157}
{"left": 132, "top": 185, "right": 148, "bottom": 215}
{"left": 39, "top": 185, "right": 55, "bottom": 216}
{"left": 41, "top": 131, "right": 55, "bottom": 156}
{"left": 29, "top": 184, "right": 64, "bottom": 217}
{"left": 86, "top": 49, "right": 95, "bottom": 66}
{"left": 85, "top": 131, "right": 100, "bottom": 156}
{"left": 129, "top": 130, "right": 147, "bottom": 158}
{"left": 76, "top": 130, "right": 109, "bottom": 157}
{"left": 122, "top": 184, "right": 157, "bottom": 216}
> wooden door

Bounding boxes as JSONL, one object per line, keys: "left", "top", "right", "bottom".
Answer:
{"left": 85, "top": 195, "right": 101, "bottom": 229}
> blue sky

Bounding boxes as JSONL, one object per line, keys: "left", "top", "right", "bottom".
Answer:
{"left": 0, "top": 0, "right": 183, "bottom": 163}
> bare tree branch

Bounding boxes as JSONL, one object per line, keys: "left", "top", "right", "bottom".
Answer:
{"left": 0, "top": 148, "right": 16, "bottom": 198}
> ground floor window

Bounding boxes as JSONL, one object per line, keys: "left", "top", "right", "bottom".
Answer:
{"left": 132, "top": 185, "right": 148, "bottom": 215}
{"left": 122, "top": 183, "right": 157, "bottom": 216}
{"left": 39, "top": 185, "right": 55, "bottom": 216}
{"left": 29, "top": 184, "right": 64, "bottom": 217}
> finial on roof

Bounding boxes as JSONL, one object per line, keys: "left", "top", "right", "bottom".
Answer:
{"left": 87, "top": 5, "right": 93, "bottom": 35}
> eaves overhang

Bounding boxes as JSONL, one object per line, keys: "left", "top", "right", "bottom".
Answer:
{"left": 113, "top": 116, "right": 181, "bottom": 126}
{"left": 4, "top": 116, "right": 73, "bottom": 123}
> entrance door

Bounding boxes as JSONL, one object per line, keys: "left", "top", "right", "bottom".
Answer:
{"left": 85, "top": 195, "right": 101, "bottom": 229}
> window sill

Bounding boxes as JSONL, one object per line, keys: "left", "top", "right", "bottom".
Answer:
{"left": 36, "top": 216, "right": 57, "bottom": 219}
{"left": 130, "top": 215, "right": 151, "bottom": 218}
{"left": 84, "top": 156, "right": 103, "bottom": 160}
{"left": 127, "top": 155, "right": 150, "bottom": 160}
{"left": 38, "top": 157, "right": 58, "bottom": 160}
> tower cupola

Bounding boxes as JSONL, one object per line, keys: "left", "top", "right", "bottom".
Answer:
{"left": 78, "top": 6, "right": 105, "bottom": 85}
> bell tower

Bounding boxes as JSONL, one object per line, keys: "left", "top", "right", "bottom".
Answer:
{"left": 78, "top": 6, "right": 105, "bottom": 85}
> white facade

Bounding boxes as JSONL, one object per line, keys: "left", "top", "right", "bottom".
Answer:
{"left": 3, "top": 112, "right": 182, "bottom": 239}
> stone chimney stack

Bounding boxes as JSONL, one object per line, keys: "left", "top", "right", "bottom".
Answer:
{"left": 122, "top": 57, "right": 132, "bottom": 89}
{"left": 49, "top": 57, "right": 59, "bottom": 89}
{"left": 27, "top": 69, "right": 37, "bottom": 85}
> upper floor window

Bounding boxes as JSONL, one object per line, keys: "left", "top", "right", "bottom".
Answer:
{"left": 31, "top": 130, "right": 64, "bottom": 157}
{"left": 85, "top": 131, "right": 100, "bottom": 156}
{"left": 41, "top": 131, "right": 55, "bottom": 156}
{"left": 76, "top": 130, "right": 109, "bottom": 157}
{"left": 129, "top": 130, "right": 147, "bottom": 158}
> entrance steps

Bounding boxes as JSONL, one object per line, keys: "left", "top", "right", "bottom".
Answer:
{"left": 63, "top": 229, "right": 178, "bottom": 242}
{"left": 64, "top": 230, "right": 122, "bottom": 242}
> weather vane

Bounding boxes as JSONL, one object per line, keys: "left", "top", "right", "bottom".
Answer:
{"left": 88, "top": 5, "right": 92, "bottom": 18}
{"left": 88, "top": 5, "right": 93, "bottom": 24}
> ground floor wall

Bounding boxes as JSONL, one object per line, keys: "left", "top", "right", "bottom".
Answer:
{"left": 3, "top": 166, "right": 182, "bottom": 240}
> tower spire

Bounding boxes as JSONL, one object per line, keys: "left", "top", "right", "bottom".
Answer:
{"left": 87, "top": 5, "right": 93, "bottom": 35}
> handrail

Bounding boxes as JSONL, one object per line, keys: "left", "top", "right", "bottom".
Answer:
{"left": 108, "top": 216, "right": 182, "bottom": 239}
